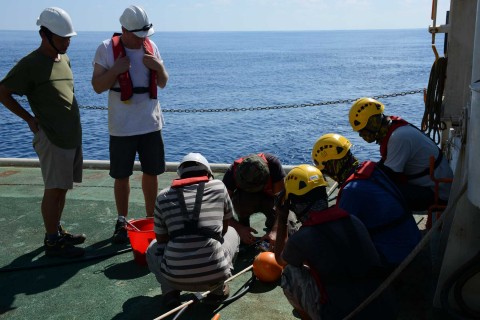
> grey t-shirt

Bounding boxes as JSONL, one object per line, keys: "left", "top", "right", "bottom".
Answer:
{"left": 384, "top": 125, "right": 453, "bottom": 200}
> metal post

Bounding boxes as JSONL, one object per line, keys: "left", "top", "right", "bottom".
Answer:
{"left": 467, "top": 0, "right": 480, "bottom": 208}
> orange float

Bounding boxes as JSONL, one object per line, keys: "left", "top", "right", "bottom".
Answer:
{"left": 252, "top": 252, "right": 283, "bottom": 282}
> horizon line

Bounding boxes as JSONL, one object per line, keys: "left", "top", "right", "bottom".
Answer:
{"left": 0, "top": 27, "right": 427, "bottom": 33}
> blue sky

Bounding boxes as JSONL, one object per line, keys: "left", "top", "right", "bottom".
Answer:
{"left": 0, "top": 0, "right": 450, "bottom": 32}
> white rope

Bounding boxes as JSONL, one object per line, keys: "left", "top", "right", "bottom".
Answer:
{"left": 327, "top": 182, "right": 338, "bottom": 197}
{"left": 153, "top": 265, "right": 253, "bottom": 320}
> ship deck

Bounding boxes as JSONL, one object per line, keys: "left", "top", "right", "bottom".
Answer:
{"left": 0, "top": 161, "right": 445, "bottom": 320}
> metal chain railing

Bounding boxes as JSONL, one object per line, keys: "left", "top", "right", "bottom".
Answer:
{"left": 77, "top": 89, "right": 423, "bottom": 112}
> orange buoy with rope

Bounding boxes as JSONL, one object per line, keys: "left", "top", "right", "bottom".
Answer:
{"left": 252, "top": 252, "right": 283, "bottom": 283}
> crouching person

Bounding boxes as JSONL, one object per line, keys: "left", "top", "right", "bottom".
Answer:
{"left": 146, "top": 153, "right": 240, "bottom": 308}
{"left": 274, "top": 165, "right": 396, "bottom": 320}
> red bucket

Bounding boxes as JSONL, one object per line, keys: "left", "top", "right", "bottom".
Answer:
{"left": 126, "top": 218, "right": 155, "bottom": 266}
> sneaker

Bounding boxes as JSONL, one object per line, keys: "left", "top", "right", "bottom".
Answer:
{"left": 58, "top": 225, "right": 86, "bottom": 245}
{"left": 162, "top": 290, "right": 181, "bottom": 309}
{"left": 112, "top": 219, "right": 129, "bottom": 244}
{"left": 45, "top": 237, "right": 85, "bottom": 258}
{"left": 206, "top": 284, "right": 230, "bottom": 301}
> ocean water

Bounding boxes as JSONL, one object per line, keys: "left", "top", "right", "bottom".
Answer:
{"left": 0, "top": 29, "right": 443, "bottom": 165}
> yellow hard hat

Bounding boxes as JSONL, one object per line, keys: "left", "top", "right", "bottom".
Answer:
{"left": 284, "top": 165, "right": 328, "bottom": 200}
{"left": 349, "top": 97, "right": 385, "bottom": 131}
{"left": 312, "top": 133, "right": 352, "bottom": 170}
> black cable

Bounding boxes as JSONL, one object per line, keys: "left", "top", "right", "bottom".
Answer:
{"left": 422, "top": 57, "right": 448, "bottom": 145}
{"left": 453, "top": 251, "right": 480, "bottom": 318}
{"left": 0, "top": 248, "right": 132, "bottom": 273}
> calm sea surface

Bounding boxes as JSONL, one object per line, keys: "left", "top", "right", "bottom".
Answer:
{"left": 0, "top": 29, "right": 443, "bottom": 165}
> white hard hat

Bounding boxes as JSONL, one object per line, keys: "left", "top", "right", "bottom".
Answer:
{"left": 36, "top": 7, "right": 76, "bottom": 37}
{"left": 119, "top": 5, "right": 154, "bottom": 38}
{"left": 177, "top": 153, "right": 213, "bottom": 177}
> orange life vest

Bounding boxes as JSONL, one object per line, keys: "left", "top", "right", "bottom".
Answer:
{"left": 111, "top": 33, "right": 157, "bottom": 101}
{"left": 171, "top": 176, "right": 210, "bottom": 188}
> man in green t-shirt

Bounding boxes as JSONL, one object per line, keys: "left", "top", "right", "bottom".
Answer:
{"left": 0, "top": 7, "right": 85, "bottom": 258}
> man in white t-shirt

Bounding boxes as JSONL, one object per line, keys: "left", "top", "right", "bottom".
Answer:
{"left": 91, "top": 5, "right": 169, "bottom": 243}
{"left": 349, "top": 97, "right": 453, "bottom": 211}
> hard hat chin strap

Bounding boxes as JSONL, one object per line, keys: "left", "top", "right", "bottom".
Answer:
{"left": 291, "top": 201, "right": 313, "bottom": 222}
{"left": 374, "top": 114, "right": 390, "bottom": 143}
{"left": 325, "top": 152, "right": 358, "bottom": 185}
{"left": 290, "top": 189, "right": 329, "bottom": 222}
{"left": 337, "top": 152, "right": 360, "bottom": 184}
{"left": 40, "top": 27, "right": 64, "bottom": 55}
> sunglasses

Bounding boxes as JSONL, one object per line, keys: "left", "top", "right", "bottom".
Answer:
{"left": 128, "top": 23, "right": 152, "bottom": 33}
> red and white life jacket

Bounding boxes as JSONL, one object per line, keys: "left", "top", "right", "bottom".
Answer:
{"left": 111, "top": 33, "right": 157, "bottom": 101}
{"left": 379, "top": 116, "right": 409, "bottom": 161}
{"left": 379, "top": 117, "right": 443, "bottom": 180}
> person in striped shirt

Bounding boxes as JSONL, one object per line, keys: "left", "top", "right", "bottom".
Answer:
{"left": 146, "top": 153, "right": 240, "bottom": 308}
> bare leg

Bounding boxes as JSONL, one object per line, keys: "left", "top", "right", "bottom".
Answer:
{"left": 58, "top": 190, "right": 66, "bottom": 222}
{"left": 114, "top": 177, "right": 130, "bottom": 217}
{"left": 142, "top": 173, "right": 158, "bottom": 217}
{"left": 42, "top": 188, "right": 68, "bottom": 234}
{"left": 42, "top": 188, "right": 85, "bottom": 257}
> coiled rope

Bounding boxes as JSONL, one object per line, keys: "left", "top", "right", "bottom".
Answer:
{"left": 422, "top": 57, "right": 448, "bottom": 144}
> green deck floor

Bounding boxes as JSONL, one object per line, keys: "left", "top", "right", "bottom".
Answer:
{"left": 0, "top": 166, "right": 296, "bottom": 320}
{"left": 0, "top": 164, "right": 442, "bottom": 320}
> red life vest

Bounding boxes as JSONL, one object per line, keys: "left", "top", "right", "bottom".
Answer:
{"left": 379, "top": 116, "right": 409, "bottom": 161}
{"left": 379, "top": 117, "right": 443, "bottom": 181}
{"left": 171, "top": 176, "right": 210, "bottom": 188}
{"left": 336, "top": 161, "right": 376, "bottom": 205}
{"left": 301, "top": 206, "right": 350, "bottom": 227}
{"left": 335, "top": 162, "right": 413, "bottom": 234}
{"left": 233, "top": 153, "right": 273, "bottom": 195}
{"left": 301, "top": 206, "right": 350, "bottom": 304}
{"left": 111, "top": 33, "right": 158, "bottom": 101}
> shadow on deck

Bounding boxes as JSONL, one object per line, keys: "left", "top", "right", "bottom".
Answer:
{"left": 0, "top": 164, "right": 443, "bottom": 319}
{"left": 0, "top": 165, "right": 296, "bottom": 320}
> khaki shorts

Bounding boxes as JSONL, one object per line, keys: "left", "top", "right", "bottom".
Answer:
{"left": 33, "top": 129, "right": 83, "bottom": 190}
